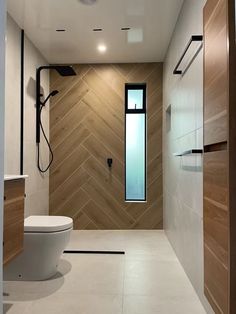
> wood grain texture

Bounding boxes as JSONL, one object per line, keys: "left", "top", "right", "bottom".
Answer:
{"left": 203, "top": 0, "right": 235, "bottom": 312}
{"left": 3, "top": 179, "right": 25, "bottom": 265}
{"left": 50, "top": 63, "right": 163, "bottom": 230}
{"left": 227, "top": 0, "right": 236, "bottom": 312}
{"left": 204, "top": 0, "right": 228, "bottom": 146}
{"left": 203, "top": 151, "right": 229, "bottom": 313}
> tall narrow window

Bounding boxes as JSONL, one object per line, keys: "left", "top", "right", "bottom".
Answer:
{"left": 125, "top": 83, "right": 146, "bottom": 202}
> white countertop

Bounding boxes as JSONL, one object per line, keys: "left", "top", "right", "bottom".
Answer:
{"left": 4, "top": 175, "right": 28, "bottom": 181}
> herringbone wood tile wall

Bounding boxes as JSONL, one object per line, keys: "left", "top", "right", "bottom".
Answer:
{"left": 49, "top": 63, "right": 163, "bottom": 229}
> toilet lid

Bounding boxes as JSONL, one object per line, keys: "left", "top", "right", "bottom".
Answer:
{"left": 24, "top": 216, "right": 73, "bottom": 233}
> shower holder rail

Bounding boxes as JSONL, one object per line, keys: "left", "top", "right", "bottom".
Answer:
{"left": 173, "top": 149, "right": 203, "bottom": 157}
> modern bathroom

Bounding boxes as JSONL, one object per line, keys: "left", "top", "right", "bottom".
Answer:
{"left": 0, "top": 0, "right": 234, "bottom": 313}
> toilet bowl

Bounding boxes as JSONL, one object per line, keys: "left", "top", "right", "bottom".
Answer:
{"left": 4, "top": 215, "right": 73, "bottom": 281}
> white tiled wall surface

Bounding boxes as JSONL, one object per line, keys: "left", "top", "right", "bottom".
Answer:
{"left": 163, "top": 1, "right": 213, "bottom": 313}
{"left": 5, "top": 15, "right": 49, "bottom": 217}
{"left": 23, "top": 35, "right": 49, "bottom": 217}
{"left": 4, "top": 15, "right": 21, "bottom": 174}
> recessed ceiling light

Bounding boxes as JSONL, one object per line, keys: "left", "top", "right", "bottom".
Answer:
{"left": 79, "top": 0, "right": 97, "bottom": 5}
{"left": 97, "top": 44, "right": 107, "bottom": 53}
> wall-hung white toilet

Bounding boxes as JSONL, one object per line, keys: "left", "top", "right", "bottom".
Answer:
{"left": 4, "top": 216, "right": 73, "bottom": 281}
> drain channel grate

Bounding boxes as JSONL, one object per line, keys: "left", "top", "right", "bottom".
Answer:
{"left": 63, "top": 250, "right": 125, "bottom": 255}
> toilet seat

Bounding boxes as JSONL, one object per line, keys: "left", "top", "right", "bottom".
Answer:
{"left": 24, "top": 216, "right": 73, "bottom": 233}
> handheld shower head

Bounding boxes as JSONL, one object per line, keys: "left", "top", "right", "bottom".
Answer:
{"left": 41, "top": 90, "right": 59, "bottom": 106}
{"left": 51, "top": 90, "right": 59, "bottom": 96}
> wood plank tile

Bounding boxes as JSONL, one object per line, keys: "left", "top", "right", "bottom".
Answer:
{"left": 50, "top": 63, "right": 163, "bottom": 230}
{"left": 83, "top": 156, "right": 125, "bottom": 206}
{"left": 50, "top": 164, "right": 90, "bottom": 209}
{"left": 127, "top": 63, "right": 158, "bottom": 82}
{"left": 85, "top": 221, "right": 99, "bottom": 230}
{"left": 51, "top": 123, "right": 90, "bottom": 173}
{"left": 112, "top": 63, "right": 137, "bottom": 78}
{"left": 51, "top": 100, "right": 90, "bottom": 149}
{"left": 83, "top": 112, "right": 124, "bottom": 161}
{"left": 125, "top": 175, "right": 163, "bottom": 220}
{"left": 149, "top": 89, "right": 163, "bottom": 119}
{"left": 82, "top": 134, "right": 124, "bottom": 184}
{"left": 82, "top": 200, "right": 120, "bottom": 229}
{"left": 73, "top": 211, "right": 92, "bottom": 230}
{"left": 50, "top": 79, "right": 89, "bottom": 127}
{"left": 82, "top": 91, "right": 124, "bottom": 140}
{"left": 50, "top": 64, "right": 91, "bottom": 106}
{"left": 83, "top": 68, "right": 123, "bottom": 117}
{"left": 132, "top": 197, "right": 163, "bottom": 229}
{"left": 50, "top": 146, "right": 89, "bottom": 194}
{"left": 148, "top": 154, "right": 162, "bottom": 186}
{"left": 93, "top": 64, "right": 126, "bottom": 98}
{"left": 54, "top": 188, "right": 90, "bottom": 218}
{"left": 82, "top": 177, "right": 134, "bottom": 229}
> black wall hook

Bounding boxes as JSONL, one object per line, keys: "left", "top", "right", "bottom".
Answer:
{"left": 107, "top": 158, "right": 113, "bottom": 168}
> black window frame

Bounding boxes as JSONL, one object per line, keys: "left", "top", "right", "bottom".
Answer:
{"left": 125, "top": 83, "right": 147, "bottom": 114}
{"left": 125, "top": 83, "right": 147, "bottom": 202}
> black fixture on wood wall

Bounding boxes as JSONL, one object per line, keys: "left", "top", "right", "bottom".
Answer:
{"left": 107, "top": 158, "right": 113, "bottom": 168}
{"left": 173, "top": 35, "right": 203, "bottom": 75}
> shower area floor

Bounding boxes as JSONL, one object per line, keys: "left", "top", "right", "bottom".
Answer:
{"left": 3, "top": 230, "right": 206, "bottom": 314}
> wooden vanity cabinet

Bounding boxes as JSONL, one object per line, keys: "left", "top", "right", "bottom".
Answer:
{"left": 3, "top": 179, "right": 25, "bottom": 265}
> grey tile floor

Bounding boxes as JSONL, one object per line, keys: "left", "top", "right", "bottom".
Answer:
{"left": 3, "top": 230, "right": 206, "bottom": 314}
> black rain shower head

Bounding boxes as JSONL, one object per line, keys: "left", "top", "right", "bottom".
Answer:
{"left": 54, "top": 65, "right": 77, "bottom": 76}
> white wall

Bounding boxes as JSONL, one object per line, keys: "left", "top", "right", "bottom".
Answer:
{"left": 0, "top": 1, "right": 6, "bottom": 313}
{"left": 163, "top": 0, "right": 213, "bottom": 313}
{"left": 4, "top": 15, "right": 21, "bottom": 174}
{"left": 5, "top": 15, "right": 49, "bottom": 217}
{"left": 23, "top": 34, "right": 50, "bottom": 217}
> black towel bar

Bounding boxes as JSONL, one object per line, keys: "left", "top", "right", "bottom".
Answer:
{"left": 173, "top": 35, "right": 203, "bottom": 75}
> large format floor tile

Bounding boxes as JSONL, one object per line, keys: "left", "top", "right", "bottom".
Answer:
{"left": 124, "top": 259, "right": 197, "bottom": 298}
{"left": 3, "top": 231, "right": 206, "bottom": 314}
{"left": 23, "top": 293, "right": 123, "bottom": 314}
{"left": 123, "top": 295, "right": 206, "bottom": 314}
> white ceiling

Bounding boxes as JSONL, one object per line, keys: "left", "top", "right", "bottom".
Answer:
{"left": 7, "top": 0, "right": 184, "bottom": 64}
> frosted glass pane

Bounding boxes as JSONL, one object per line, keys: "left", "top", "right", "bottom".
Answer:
{"left": 126, "top": 113, "right": 145, "bottom": 200}
{"left": 128, "top": 89, "right": 143, "bottom": 109}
